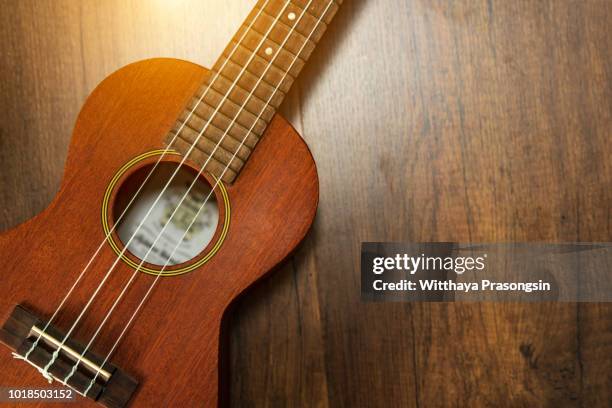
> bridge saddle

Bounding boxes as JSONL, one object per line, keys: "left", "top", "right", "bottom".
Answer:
{"left": 0, "top": 305, "right": 138, "bottom": 408}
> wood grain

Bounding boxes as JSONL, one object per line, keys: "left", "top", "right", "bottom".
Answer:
{"left": 0, "top": 57, "right": 319, "bottom": 407}
{"left": 0, "top": 0, "right": 610, "bottom": 407}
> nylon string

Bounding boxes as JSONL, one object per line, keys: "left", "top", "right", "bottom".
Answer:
{"left": 64, "top": 0, "right": 309, "bottom": 385}
{"left": 82, "top": 0, "right": 336, "bottom": 395}
{"left": 34, "top": 0, "right": 290, "bottom": 380}
{"left": 21, "top": 0, "right": 277, "bottom": 373}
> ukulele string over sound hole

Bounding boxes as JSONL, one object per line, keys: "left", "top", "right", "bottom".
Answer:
{"left": 113, "top": 163, "right": 220, "bottom": 267}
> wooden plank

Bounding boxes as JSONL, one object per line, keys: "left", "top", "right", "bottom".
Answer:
{"left": 0, "top": 0, "right": 609, "bottom": 407}
{"left": 277, "top": 0, "right": 611, "bottom": 406}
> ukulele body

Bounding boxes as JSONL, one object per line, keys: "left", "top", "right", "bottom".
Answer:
{"left": 0, "top": 58, "right": 319, "bottom": 407}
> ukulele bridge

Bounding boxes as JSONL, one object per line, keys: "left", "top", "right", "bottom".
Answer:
{"left": 0, "top": 305, "right": 138, "bottom": 408}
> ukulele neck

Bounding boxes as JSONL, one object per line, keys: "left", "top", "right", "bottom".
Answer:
{"left": 166, "top": 0, "right": 342, "bottom": 183}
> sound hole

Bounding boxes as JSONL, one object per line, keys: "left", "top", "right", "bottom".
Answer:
{"left": 112, "top": 162, "right": 219, "bottom": 267}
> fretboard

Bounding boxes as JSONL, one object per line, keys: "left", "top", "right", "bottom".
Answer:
{"left": 166, "top": 0, "right": 342, "bottom": 183}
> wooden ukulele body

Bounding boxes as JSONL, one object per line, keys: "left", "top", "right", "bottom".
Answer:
{"left": 0, "top": 58, "right": 319, "bottom": 407}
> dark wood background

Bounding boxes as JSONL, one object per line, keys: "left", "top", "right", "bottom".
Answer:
{"left": 0, "top": 0, "right": 610, "bottom": 406}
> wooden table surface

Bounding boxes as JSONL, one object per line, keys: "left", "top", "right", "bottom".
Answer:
{"left": 1, "top": 1, "right": 610, "bottom": 406}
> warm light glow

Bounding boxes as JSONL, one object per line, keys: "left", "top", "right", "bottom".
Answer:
{"left": 151, "top": 0, "right": 189, "bottom": 10}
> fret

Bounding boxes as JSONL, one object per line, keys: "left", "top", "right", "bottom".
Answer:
{"left": 195, "top": 85, "right": 271, "bottom": 130}
{"left": 180, "top": 110, "right": 259, "bottom": 150}
{"left": 186, "top": 97, "right": 268, "bottom": 136}
{"left": 200, "top": 77, "right": 276, "bottom": 121}
{"left": 182, "top": 98, "right": 259, "bottom": 141}
{"left": 219, "top": 46, "right": 295, "bottom": 94}
{"left": 291, "top": 0, "right": 341, "bottom": 23}
{"left": 231, "top": 27, "right": 308, "bottom": 75}
{"left": 176, "top": 113, "right": 257, "bottom": 154}
{"left": 256, "top": 3, "right": 327, "bottom": 42}
{"left": 212, "top": 63, "right": 285, "bottom": 108}
{"left": 241, "top": 9, "right": 317, "bottom": 59}
{"left": 167, "top": 0, "right": 342, "bottom": 184}
{"left": 171, "top": 132, "right": 245, "bottom": 173}
{"left": 175, "top": 131, "right": 245, "bottom": 172}
{"left": 173, "top": 111, "right": 259, "bottom": 154}
{"left": 208, "top": 86, "right": 276, "bottom": 122}
{"left": 172, "top": 138, "right": 239, "bottom": 184}
{"left": 168, "top": 116, "right": 256, "bottom": 157}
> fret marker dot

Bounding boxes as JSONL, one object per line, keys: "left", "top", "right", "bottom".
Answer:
{"left": 265, "top": 47, "right": 273, "bottom": 56}
{"left": 288, "top": 12, "right": 296, "bottom": 21}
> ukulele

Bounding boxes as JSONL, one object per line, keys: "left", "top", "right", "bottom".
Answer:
{"left": 0, "top": 0, "right": 341, "bottom": 406}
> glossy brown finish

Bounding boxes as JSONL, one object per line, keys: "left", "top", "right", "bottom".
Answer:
{"left": 0, "top": 58, "right": 319, "bottom": 407}
{"left": 1, "top": 1, "right": 611, "bottom": 407}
